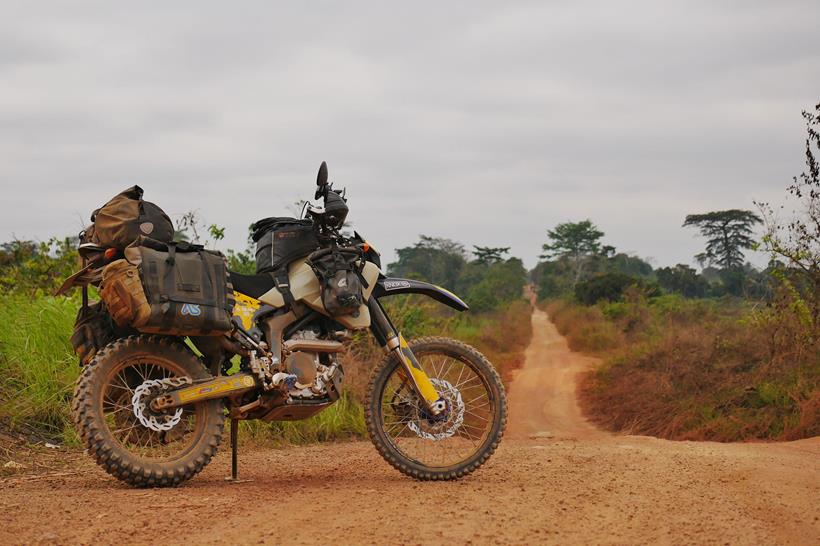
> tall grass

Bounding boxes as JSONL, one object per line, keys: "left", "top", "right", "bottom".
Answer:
{"left": 0, "top": 293, "right": 79, "bottom": 440}
{"left": 0, "top": 292, "right": 532, "bottom": 445}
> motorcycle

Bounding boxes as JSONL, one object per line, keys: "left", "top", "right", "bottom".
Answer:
{"left": 66, "top": 162, "right": 507, "bottom": 486}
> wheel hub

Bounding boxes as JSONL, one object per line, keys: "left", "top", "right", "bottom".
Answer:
{"left": 407, "top": 378, "right": 465, "bottom": 441}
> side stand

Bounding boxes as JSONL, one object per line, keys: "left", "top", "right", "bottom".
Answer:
{"left": 230, "top": 418, "right": 238, "bottom": 480}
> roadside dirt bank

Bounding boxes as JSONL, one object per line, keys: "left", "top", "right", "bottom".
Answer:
{"left": 1, "top": 308, "right": 817, "bottom": 545}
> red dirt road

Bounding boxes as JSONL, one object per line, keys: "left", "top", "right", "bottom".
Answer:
{"left": 1, "top": 308, "right": 818, "bottom": 545}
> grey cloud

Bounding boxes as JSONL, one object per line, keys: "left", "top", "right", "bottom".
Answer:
{"left": 1, "top": 1, "right": 818, "bottom": 270}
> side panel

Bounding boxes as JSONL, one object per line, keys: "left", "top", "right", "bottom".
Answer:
{"left": 257, "top": 259, "right": 381, "bottom": 330}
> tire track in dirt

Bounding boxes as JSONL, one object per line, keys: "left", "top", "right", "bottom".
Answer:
{"left": 506, "top": 306, "right": 603, "bottom": 440}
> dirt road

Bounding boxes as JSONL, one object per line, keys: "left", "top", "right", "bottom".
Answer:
{"left": 2, "top": 308, "right": 818, "bottom": 545}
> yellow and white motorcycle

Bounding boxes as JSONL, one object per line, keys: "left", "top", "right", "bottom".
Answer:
{"left": 69, "top": 162, "right": 506, "bottom": 486}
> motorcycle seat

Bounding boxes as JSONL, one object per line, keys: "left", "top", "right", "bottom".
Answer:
{"left": 229, "top": 271, "right": 276, "bottom": 299}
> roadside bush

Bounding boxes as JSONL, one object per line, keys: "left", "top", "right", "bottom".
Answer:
{"left": 555, "top": 292, "right": 820, "bottom": 441}
{"left": 574, "top": 273, "right": 658, "bottom": 305}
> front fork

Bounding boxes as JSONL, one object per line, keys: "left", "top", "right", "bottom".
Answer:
{"left": 368, "top": 298, "right": 445, "bottom": 415}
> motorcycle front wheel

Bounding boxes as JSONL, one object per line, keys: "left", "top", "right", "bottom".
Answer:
{"left": 365, "top": 336, "right": 506, "bottom": 480}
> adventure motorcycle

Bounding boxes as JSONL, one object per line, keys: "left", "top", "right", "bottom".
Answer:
{"left": 64, "top": 162, "right": 506, "bottom": 486}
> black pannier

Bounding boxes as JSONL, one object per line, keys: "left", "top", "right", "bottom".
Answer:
{"left": 252, "top": 217, "right": 319, "bottom": 274}
{"left": 101, "top": 237, "right": 235, "bottom": 336}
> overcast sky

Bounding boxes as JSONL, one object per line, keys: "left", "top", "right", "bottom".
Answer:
{"left": 2, "top": 1, "right": 819, "bottom": 269}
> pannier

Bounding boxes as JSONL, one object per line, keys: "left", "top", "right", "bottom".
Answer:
{"left": 307, "top": 249, "right": 367, "bottom": 317}
{"left": 252, "top": 217, "right": 319, "bottom": 274}
{"left": 69, "top": 301, "right": 118, "bottom": 366}
{"left": 86, "top": 185, "right": 174, "bottom": 248}
{"left": 100, "top": 238, "right": 235, "bottom": 336}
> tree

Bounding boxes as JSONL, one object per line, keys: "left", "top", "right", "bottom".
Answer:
{"left": 683, "top": 210, "right": 762, "bottom": 269}
{"left": 656, "top": 264, "right": 709, "bottom": 298}
{"left": 757, "top": 102, "right": 820, "bottom": 329}
{"left": 387, "top": 235, "right": 468, "bottom": 289}
{"left": 472, "top": 245, "right": 510, "bottom": 265}
{"left": 541, "top": 220, "right": 606, "bottom": 283}
{"left": 574, "top": 273, "right": 656, "bottom": 305}
{"left": 465, "top": 258, "right": 527, "bottom": 311}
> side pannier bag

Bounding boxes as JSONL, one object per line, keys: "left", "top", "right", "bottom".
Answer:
{"left": 90, "top": 185, "right": 174, "bottom": 248}
{"left": 252, "top": 217, "right": 319, "bottom": 274}
{"left": 101, "top": 238, "right": 235, "bottom": 336}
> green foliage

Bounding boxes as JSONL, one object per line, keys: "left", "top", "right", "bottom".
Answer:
{"left": 574, "top": 273, "right": 657, "bottom": 305}
{"left": 0, "top": 238, "right": 79, "bottom": 295}
{"left": 605, "top": 253, "right": 653, "bottom": 278}
{"left": 656, "top": 264, "right": 709, "bottom": 298}
{"left": 472, "top": 245, "right": 510, "bottom": 265}
{"left": 226, "top": 248, "right": 256, "bottom": 274}
{"left": 241, "top": 391, "right": 366, "bottom": 445}
{"left": 464, "top": 258, "right": 527, "bottom": 312}
{"left": 387, "top": 235, "right": 467, "bottom": 289}
{"left": 541, "top": 220, "right": 606, "bottom": 283}
{"left": 683, "top": 209, "right": 762, "bottom": 269}
{"left": 757, "top": 102, "right": 820, "bottom": 330}
{"left": 389, "top": 235, "right": 526, "bottom": 312}
{"left": 0, "top": 292, "right": 80, "bottom": 440}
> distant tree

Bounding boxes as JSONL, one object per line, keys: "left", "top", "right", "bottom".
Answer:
{"left": 683, "top": 210, "right": 762, "bottom": 269}
{"left": 472, "top": 245, "right": 510, "bottom": 265}
{"left": 0, "top": 237, "right": 78, "bottom": 294}
{"left": 541, "top": 220, "right": 606, "bottom": 283}
{"left": 656, "top": 264, "right": 709, "bottom": 298}
{"left": 388, "top": 235, "right": 468, "bottom": 289}
{"left": 465, "top": 258, "right": 527, "bottom": 311}
{"left": 606, "top": 253, "right": 654, "bottom": 278}
{"left": 574, "top": 273, "right": 656, "bottom": 305}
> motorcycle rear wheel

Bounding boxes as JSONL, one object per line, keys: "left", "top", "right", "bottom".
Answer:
{"left": 72, "top": 335, "right": 224, "bottom": 487}
{"left": 365, "top": 336, "right": 506, "bottom": 480}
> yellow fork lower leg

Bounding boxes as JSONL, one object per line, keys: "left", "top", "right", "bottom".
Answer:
{"left": 390, "top": 334, "right": 443, "bottom": 414}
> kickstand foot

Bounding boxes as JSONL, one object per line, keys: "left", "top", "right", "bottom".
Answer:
{"left": 230, "top": 418, "right": 238, "bottom": 480}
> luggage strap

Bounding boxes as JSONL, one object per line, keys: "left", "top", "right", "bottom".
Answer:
{"left": 273, "top": 268, "right": 294, "bottom": 306}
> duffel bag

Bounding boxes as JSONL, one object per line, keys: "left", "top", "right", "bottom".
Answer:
{"left": 90, "top": 185, "right": 174, "bottom": 248}
{"left": 252, "top": 217, "right": 319, "bottom": 274}
{"left": 101, "top": 238, "right": 234, "bottom": 336}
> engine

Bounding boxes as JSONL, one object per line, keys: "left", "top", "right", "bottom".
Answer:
{"left": 273, "top": 329, "right": 345, "bottom": 400}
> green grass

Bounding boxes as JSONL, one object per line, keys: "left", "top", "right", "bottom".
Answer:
{"left": 239, "top": 391, "right": 367, "bottom": 445}
{"left": 0, "top": 292, "right": 80, "bottom": 441}
{"left": 1, "top": 292, "right": 530, "bottom": 446}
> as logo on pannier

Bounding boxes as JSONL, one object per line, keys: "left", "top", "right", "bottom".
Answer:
{"left": 181, "top": 304, "right": 202, "bottom": 317}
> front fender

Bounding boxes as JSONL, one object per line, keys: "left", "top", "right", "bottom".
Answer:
{"left": 372, "top": 277, "right": 469, "bottom": 312}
